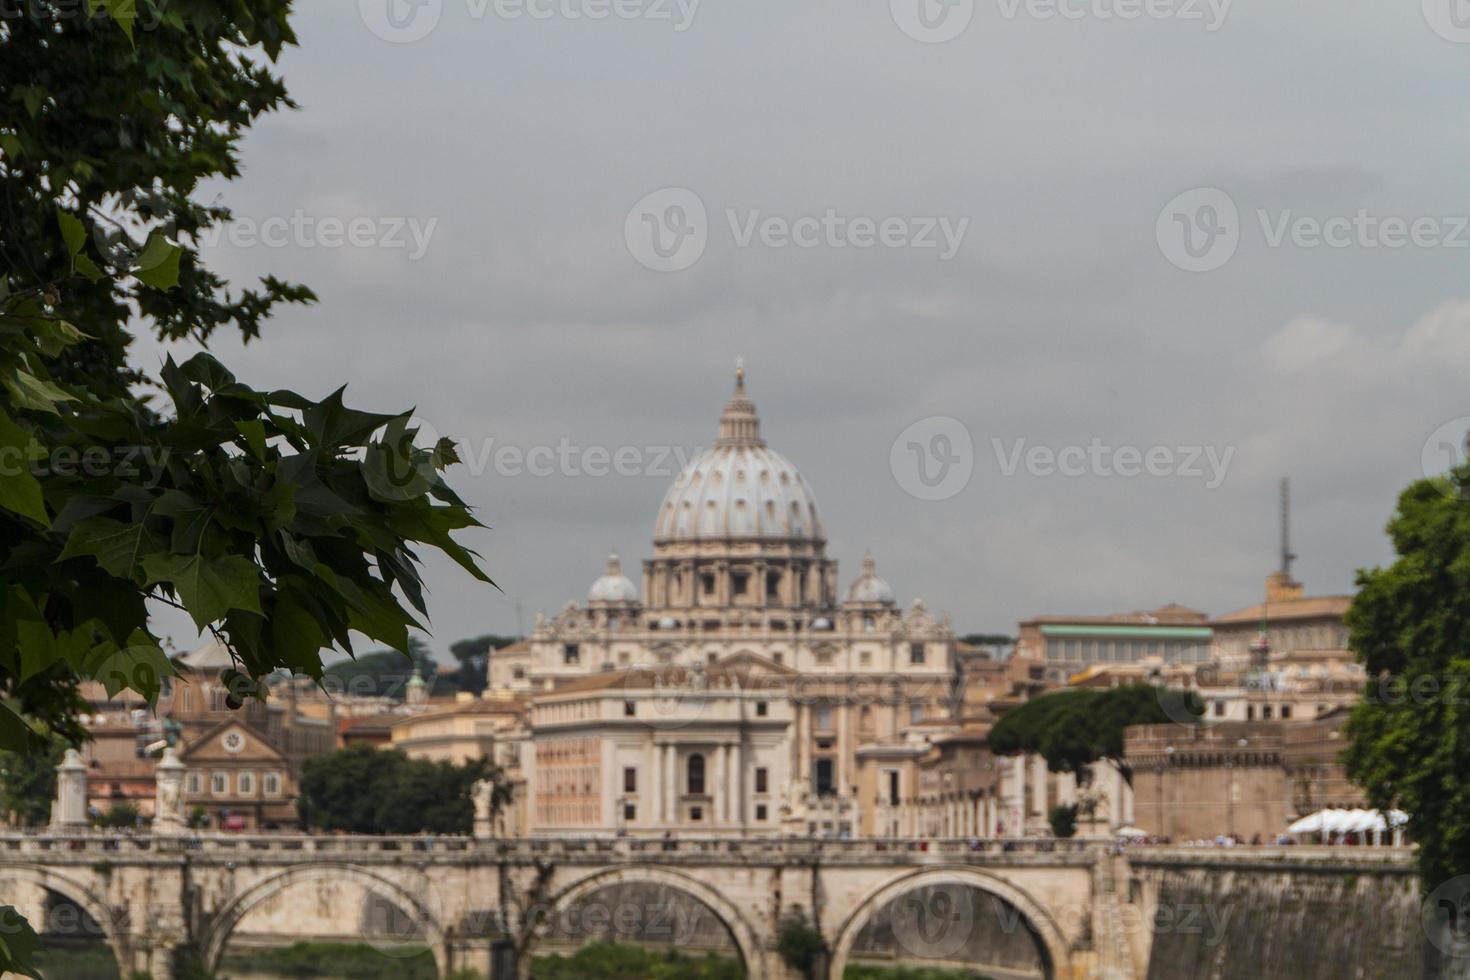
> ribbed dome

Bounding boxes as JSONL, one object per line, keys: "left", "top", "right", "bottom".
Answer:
{"left": 589, "top": 553, "right": 639, "bottom": 603}
{"left": 845, "top": 552, "right": 895, "bottom": 604}
{"left": 653, "top": 366, "right": 824, "bottom": 544}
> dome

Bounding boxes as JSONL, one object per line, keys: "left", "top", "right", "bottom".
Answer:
{"left": 588, "top": 553, "right": 639, "bottom": 603}
{"left": 845, "top": 551, "right": 895, "bottom": 604}
{"left": 653, "top": 365, "right": 824, "bottom": 543}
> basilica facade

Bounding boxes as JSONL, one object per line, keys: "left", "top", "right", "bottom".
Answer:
{"left": 490, "top": 367, "right": 960, "bottom": 837}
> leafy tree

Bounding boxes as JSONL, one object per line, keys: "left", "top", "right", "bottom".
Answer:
{"left": 959, "top": 633, "right": 1016, "bottom": 648}
{"left": 775, "top": 911, "right": 826, "bottom": 980}
{"left": 1343, "top": 464, "right": 1470, "bottom": 899}
{"left": 324, "top": 638, "right": 436, "bottom": 700}
{"left": 95, "top": 802, "right": 138, "bottom": 829}
{"left": 1048, "top": 803, "right": 1079, "bottom": 839}
{"left": 987, "top": 684, "right": 1202, "bottom": 786}
{"left": 0, "top": 3, "right": 490, "bottom": 973}
{"left": 0, "top": 735, "right": 65, "bottom": 826}
{"left": 299, "top": 744, "right": 508, "bottom": 835}
{"left": 449, "top": 634, "right": 518, "bottom": 696}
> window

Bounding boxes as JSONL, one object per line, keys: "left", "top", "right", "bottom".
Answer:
{"left": 513, "top": 667, "right": 526, "bottom": 680}
{"left": 766, "top": 571, "right": 781, "bottom": 599}
{"left": 211, "top": 772, "right": 228, "bottom": 796}
{"left": 690, "top": 805, "right": 703, "bottom": 821}
{"left": 1281, "top": 705, "right": 1292, "bottom": 719}
{"left": 564, "top": 644, "right": 580, "bottom": 665}
{"left": 1246, "top": 705, "right": 1255, "bottom": 721}
{"left": 859, "top": 650, "right": 871, "bottom": 666}
{"left": 814, "top": 759, "right": 835, "bottom": 796}
{"left": 815, "top": 705, "right": 832, "bottom": 730}
{"left": 624, "top": 700, "right": 636, "bottom": 717}
{"left": 910, "top": 702, "right": 924, "bottom": 724}
{"left": 733, "top": 572, "right": 749, "bottom": 595}
{"left": 702, "top": 573, "right": 716, "bottom": 596}
{"left": 624, "top": 803, "right": 636, "bottom": 821}
{"left": 264, "top": 772, "right": 281, "bottom": 796}
{"left": 755, "top": 767, "right": 768, "bottom": 793}
{"left": 755, "top": 804, "right": 768, "bottom": 821}
{"left": 624, "top": 767, "right": 637, "bottom": 793}
{"left": 887, "top": 770, "right": 900, "bottom": 806}
{"left": 238, "top": 771, "right": 255, "bottom": 795}
{"left": 755, "top": 701, "right": 768, "bottom": 717}
{"left": 186, "top": 772, "right": 202, "bottom": 794}
{"left": 909, "top": 643, "right": 925, "bottom": 665}
{"left": 1213, "top": 700, "right": 1225, "bottom": 717}
{"left": 687, "top": 753, "right": 705, "bottom": 795}
{"left": 1262, "top": 705, "right": 1273, "bottom": 720}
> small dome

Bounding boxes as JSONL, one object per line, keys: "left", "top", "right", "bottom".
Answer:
{"left": 589, "top": 553, "right": 639, "bottom": 604}
{"left": 812, "top": 617, "right": 833, "bottom": 631}
{"left": 845, "top": 551, "right": 895, "bottom": 605}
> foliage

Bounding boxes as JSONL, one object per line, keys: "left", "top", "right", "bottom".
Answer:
{"left": 187, "top": 805, "right": 208, "bottom": 830}
{"left": 32, "top": 941, "right": 122, "bottom": 980}
{"left": 958, "top": 633, "right": 1015, "bottom": 648}
{"left": 531, "top": 941, "right": 741, "bottom": 980}
{"left": 841, "top": 965, "right": 994, "bottom": 979}
{"left": 219, "top": 940, "right": 435, "bottom": 979}
{"left": 323, "top": 638, "right": 436, "bottom": 700}
{"left": 94, "top": 802, "right": 139, "bottom": 828}
{"left": 0, "top": 734, "right": 66, "bottom": 825}
{"left": 0, "top": 3, "right": 492, "bottom": 973}
{"left": 1343, "top": 464, "right": 1470, "bottom": 894}
{"left": 776, "top": 912, "right": 827, "bottom": 979}
{"left": 1048, "top": 802, "right": 1079, "bottom": 839}
{"left": 987, "top": 684, "right": 1202, "bottom": 785}
{"left": 449, "top": 634, "right": 519, "bottom": 696}
{"left": 298, "top": 744, "right": 509, "bottom": 834}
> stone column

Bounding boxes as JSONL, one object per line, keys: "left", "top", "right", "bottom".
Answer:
{"left": 729, "top": 742, "right": 742, "bottom": 828}
{"left": 651, "top": 742, "right": 663, "bottom": 829}
{"left": 153, "top": 747, "right": 185, "bottom": 836}
{"left": 713, "top": 745, "right": 726, "bottom": 824}
{"left": 664, "top": 745, "right": 677, "bottom": 824}
{"left": 50, "top": 748, "right": 88, "bottom": 831}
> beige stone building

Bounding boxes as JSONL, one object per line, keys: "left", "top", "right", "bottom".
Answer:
{"left": 498, "top": 368, "right": 961, "bottom": 838}
{"left": 178, "top": 719, "right": 296, "bottom": 831}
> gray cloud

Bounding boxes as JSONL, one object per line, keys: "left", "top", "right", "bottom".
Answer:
{"left": 135, "top": 0, "right": 1470, "bottom": 656}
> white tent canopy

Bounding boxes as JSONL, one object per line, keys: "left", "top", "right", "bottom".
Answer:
{"left": 1288, "top": 808, "right": 1408, "bottom": 836}
{"left": 1114, "top": 825, "right": 1149, "bottom": 839}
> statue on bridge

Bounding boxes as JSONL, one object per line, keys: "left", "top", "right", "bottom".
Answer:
{"left": 153, "top": 746, "right": 186, "bottom": 837}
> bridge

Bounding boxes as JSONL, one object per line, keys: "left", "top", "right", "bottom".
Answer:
{"left": 0, "top": 834, "right": 1418, "bottom": 980}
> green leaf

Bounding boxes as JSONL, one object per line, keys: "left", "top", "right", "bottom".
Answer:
{"left": 89, "top": 633, "right": 173, "bottom": 702}
{"left": 142, "top": 553, "right": 263, "bottom": 630}
{"left": 4, "top": 367, "right": 76, "bottom": 414}
{"left": 0, "top": 409, "right": 47, "bottom": 526}
{"left": 74, "top": 254, "right": 105, "bottom": 283}
{"left": 234, "top": 419, "right": 267, "bottom": 460}
{"left": 56, "top": 210, "right": 86, "bottom": 257}
{"left": 135, "top": 232, "right": 182, "bottom": 291}
{"left": 0, "top": 134, "right": 23, "bottom": 162}
{"left": 58, "top": 517, "right": 150, "bottom": 578}
{"left": 0, "top": 905, "right": 44, "bottom": 979}
{"left": 85, "top": 0, "right": 136, "bottom": 43}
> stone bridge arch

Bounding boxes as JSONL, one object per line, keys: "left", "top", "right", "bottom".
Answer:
{"left": 828, "top": 866, "right": 1071, "bottom": 980}
{"left": 545, "top": 865, "right": 765, "bottom": 974}
{"left": 0, "top": 864, "right": 129, "bottom": 973}
{"left": 200, "top": 863, "right": 448, "bottom": 976}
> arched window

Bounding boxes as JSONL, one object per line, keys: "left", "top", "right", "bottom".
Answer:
{"left": 687, "top": 753, "right": 705, "bottom": 795}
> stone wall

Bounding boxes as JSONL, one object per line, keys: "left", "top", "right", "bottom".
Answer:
{"left": 1130, "top": 853, "right": 1454, "bottom": 980}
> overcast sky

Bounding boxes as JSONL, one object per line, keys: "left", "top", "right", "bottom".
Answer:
{"left": 137, "top": 0, "right": 1470, "bottom": 659}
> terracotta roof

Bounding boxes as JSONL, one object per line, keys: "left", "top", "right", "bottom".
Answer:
{"left": 1213, "top": 595, "right": 1352, "bottom": 625}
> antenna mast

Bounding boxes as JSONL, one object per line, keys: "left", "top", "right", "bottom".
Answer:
{"left": 1280, "top": 477, "right": 1297, "bottom": 580}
